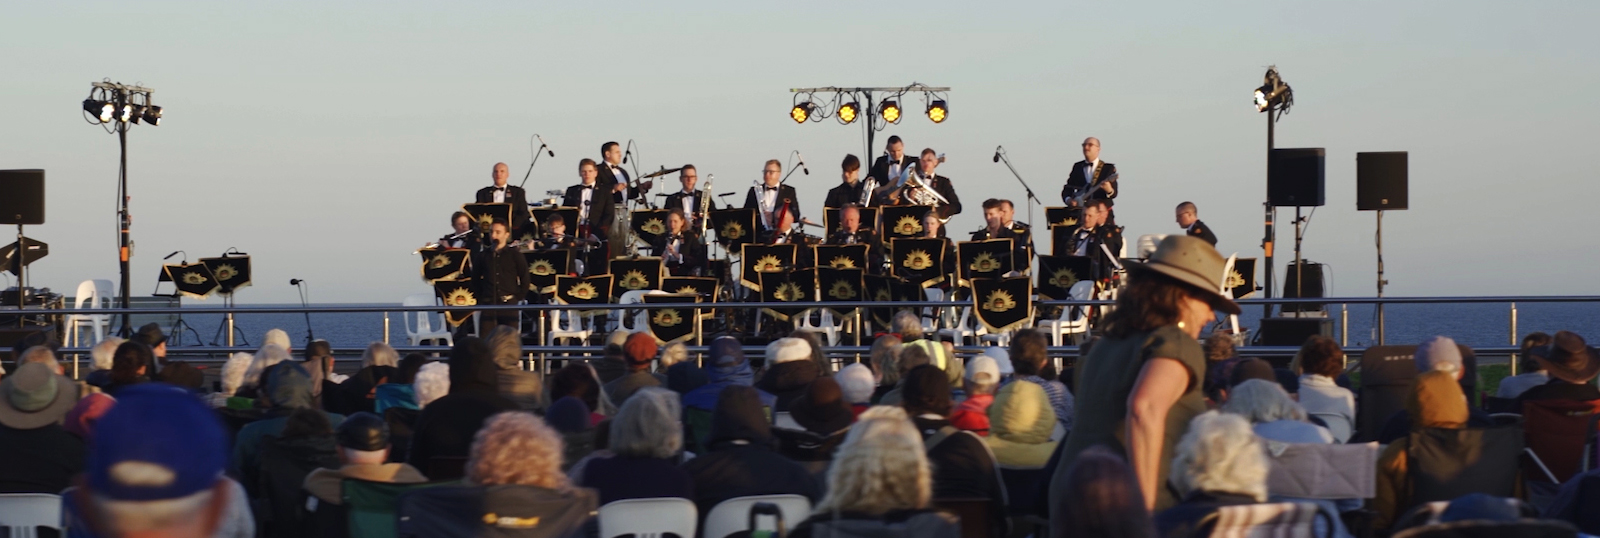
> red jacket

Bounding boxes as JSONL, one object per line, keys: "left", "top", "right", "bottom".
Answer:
{"left": 949, "top": 394, "right": 994, "bottom": 436}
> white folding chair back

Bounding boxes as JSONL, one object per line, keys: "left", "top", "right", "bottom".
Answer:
{"left": 937, "top": 305, "right": 980, "bottom": 345}
{"left": 597, "top": 497, "right": 698, "bottom": 538}
{"left": 66, "top": 280, "right": 113, "bottom": 347}
{"left": 548, "top": 306, "right": 592, "bottom": 346}
{"left": 1204, "top": 502, "right": 1329, "bottom": 538}
{"left": 701, "top": 494, "right": 813, "bottom": 538}
{"left": 0, "top": 493, "right": 61, "bottom": 538}
{"left": 1136, "top": 234, "right": 1168, "bottom": 259}
{"left": 402, "top": 293, "right": 454, "bottom": 346}
{"left": 793, "top": 309, "right": 844, "bottom": 347}
{"left": 611, "top": 290, "right": 650, "bottom": 332}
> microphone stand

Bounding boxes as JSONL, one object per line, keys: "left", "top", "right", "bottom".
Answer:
{"left": 995, "top": 147, "right": 1042, "bottom": 233}
{"left": 518, "top": 135, "right": 552, "bottom": 191}
{"left": 292, "top": 279, "right": 315, "bottom": 345}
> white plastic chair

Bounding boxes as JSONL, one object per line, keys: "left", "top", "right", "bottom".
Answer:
{"left": 793, "top": 308, "right": 848, "bottom": 347}
{"left": 979, "top": 328, "right": 1013, "bottom": 348}
{"left": 937, "top": 305, "right": 982, "bottom": 345}
{"left": 920, "top": 288, "right": 944, "bottom": 334}
{"left": 702, "top": 494, "right": 813, "bottom": 538}
{"left": 402, "top": 293, "right": 454, "bottom": 346}
{"left": 0, "top": 493, "right": 61, "bottom": 538}
{"left": 1136, "top": 234, "right": 1169, "bottom": 259}
{"left": 597, "top": 497, "right": 698, "bottom": 538}
{"left": 610, "top": 290, "right": 651, "bottom": 332}
{"left": 548, "top": 304, "right": 592, "bottom": 347}
{"left": 65, "top": 280, "right": 114, "bottom": 347}
{"left": 1037, "top": 281, "right": 1096, "bottom": 346}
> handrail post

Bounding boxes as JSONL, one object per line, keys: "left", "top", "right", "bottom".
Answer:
{"left": 226, "top": 312, "right": 236, "bottom": 347}
{"left": 382, "top": 312, "right": 390, "bottom": 345}
{"left": 1509, "top": 302, "right": 1519, "bottom": 375}
{"left": 1340, "top": 303, "right": 1349, "bottom": 347}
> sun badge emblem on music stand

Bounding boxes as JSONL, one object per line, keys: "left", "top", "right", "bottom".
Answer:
{"left": 829, "top": 281, "right": 856, "bottom": 300}
{"left": 642, "top": 218, "right": 666, "bottom": 235}
{"left": 982, "top": 290, "right": 1017, "bottom": 312}
{"left": 721, "top": 221, "right": 745, "bottom": 241}
{"left": 894, "top": 216, "right": 923, "bottom": 236}
{"left": 477, "top": 214, "right": 494, "bottom": 230}
{"left": 182, "top": 272, "right": 209, "bottom": 285}
{"left": 1226, "top": 270, "right": 1246, "bottom": 290}
{"left": 675, "top": 286, "right": 700, "bottom": 296}
{"left": 620, "top": 270, "right": 650, "bottom": 290}
{"left": 445, "top": 288, "right": 476, "bottom": 307}
{"left": 651, "top": 309, "right": 683, "bottom": 327}
{"left": 529, "top": 260, "right": 556, "bottom": 276}
{"left": 903, "top": 250, "right": 933, "bottom": 271}
{"left": 1057, "top": 217, "right": 1079, "bottom": 227}
{"left": 774, "top": 282, "right": 804, "bottom": 302}
{"left": 874, "top": 287, "right": 892, "bottom": 302}
{"left": 828, "top": 256, "right": 857, "bottom": 269}
{"left": 569, "top": 282, "right": 598, "bottom": 301}
{"left": 429, "top": 255, "right": 452, "bottom": 270}
{"left": 755, "top": 255, "right": 783, "bottom": 272}
{"left": 1048, "top": 269, "right": 1080, "bottom": 289}
{"left": 969, "top": 252, "right": 1001, "bottom": 273}
{"left": 213, "top": 264, "right": 238, "bottom": 282}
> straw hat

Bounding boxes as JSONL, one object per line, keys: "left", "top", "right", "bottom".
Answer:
{"left": 1126, "top": 235, "right": 1240, "bottom": 314}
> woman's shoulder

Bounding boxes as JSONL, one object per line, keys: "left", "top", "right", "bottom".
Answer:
{"left": 1142, "top": 325, "right": 1204, "bottom": 362}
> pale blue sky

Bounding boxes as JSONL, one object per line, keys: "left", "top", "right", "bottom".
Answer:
{"left": 4, "top": 1, "right": 1597, "bottom": 303}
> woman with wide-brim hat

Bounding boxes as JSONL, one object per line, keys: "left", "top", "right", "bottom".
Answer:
{"left": 1048, "top": 235, "right": 1241, "bottom": 520}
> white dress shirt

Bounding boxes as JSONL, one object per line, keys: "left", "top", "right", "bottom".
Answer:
{"left": 680, "top": 190, "right": 696, "bottom": 216}
{"left": 758, "top": 185, "right": 780, "bottom": 229}
{"left": 578, "top": 184, "right": 595, "bottom": 223}
{"left": 491, "top": 186, "right": 507, "bottom": 203}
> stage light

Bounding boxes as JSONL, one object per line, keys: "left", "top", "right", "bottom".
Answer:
{"left": 926, "top": 100, "right": 947, "bottom": 123}
{"left": 838, "top": 101, "right": 859, "bottom": 124}
{"left": 1253, "top": 67, "right": 1292, "bottom": 113}
{"left": 116, "top": 103, "right": 135, "bottom": 123}
{"left": 141, "top": 105, "right": 162, "bottom": 126}
{"left": 791, "top": 102, "right": 814, "bottom": 123}
{"left": 880, "top": 100, "right": 900, "bottom": 123}
{"left": 83, "top": 99, "right": 114, "bottom": 123}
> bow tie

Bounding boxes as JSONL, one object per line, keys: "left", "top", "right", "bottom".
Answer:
{"left": 582, "top": 185, "right": 594, "bottom": 190}
{"left": 495, "top": 187, "right": 506, "bottom": 192}
{"left": 763, "top": 185, "right": 778, "bottom": 192}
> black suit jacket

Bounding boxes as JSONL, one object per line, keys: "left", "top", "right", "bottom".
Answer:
{"left": 1187, "top": 219, "right": 1218, "bottom": 246}
{"left": 868, "top": 155, "right": 918, "bottom": 185}
{"left": 1060, "top": 160, "right": 1119, "bottom": 205}
{"left": 823, "top": 181, "right": 867, "bottom": 209}
{"left": 1065, "top": 225, "right": 1125, "bottom": 281}
{"left": 650, "top": 232, "right": 707, "bottom": 276}
{"left": 561, "top": 184, "right": 616, "bottom": 237}
{"left": 663, "top": 190, "right": 716, "bottom": 218}
{"left": 474, "top": 185, "right": 531, "bottom": 226}
{"left": 907, "top": 174, "right": 962, "bottom": 221}
{"left": 970, "top": 222, "right": 1034, "bottom": 272}
{"left": 744, "top": 184, "right": 801, "bottom": 233}
{"left": 474, "top": 246, "right": 530, "bottom": 305}
{"left": 595, "top": 162, "right": 643, "bottom": 202}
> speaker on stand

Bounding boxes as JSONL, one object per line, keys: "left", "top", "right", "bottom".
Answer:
{"left": 1269, "top": 148, "right": 1326, "bottom": 319}
{"left": 0, "top": 170, "right": 46, "bottom": 327}
{"left": 1357, "top": 152, "right": 1408, "bottom": 345}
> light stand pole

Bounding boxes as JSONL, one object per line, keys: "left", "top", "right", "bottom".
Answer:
{"left": 1262, "top": 113, "right": 1277, "bottom": 319}
{"left": 1253, "top": 67, "right": 1293, "bottom": 319}
{"left": 1376, "top": 210, "right": 1386, "bottom": 345}
{"left": 83, "top": 81, "right": 161, "bottom": 336}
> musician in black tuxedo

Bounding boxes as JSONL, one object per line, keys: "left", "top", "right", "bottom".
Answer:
{"left": 595, "top": 141, "right": 652, "bottom": 203}
{"left": 1060, "top": 137, "right": 1119, "bottom": 227}
{"left": 902, "top": 148, "right": 961, "bottom": 225}
{"left": 868, "top": 136, "right": 917, "bottom": 185}
{"left": 971, "top": 199, "right": 1033, "bottom": 273}
{"left": 744, "top": 159, "right": 800, "bottom": 243}
{"left": 824, "top": 154, "right": 869, "bottom": 209}
{"left": 1064, "top": 199, "right": 1125, "bottom": 283}
{"left": 663, "top": 165, "right": 714, "bottom": 228}
{"left": 473, "top": 219, "right": 530, "bottom": 333}
{"left": 475, "top": 162, "right": 532, "bottom": 227}
{"left": 439, "top": 211, "right": 479, "bottom": 250}
{"left": 563, "top": 159, "right": 615, "bottom": 275}
{"left": 1176, "top": 201, "right": 1218, "bottom": 246}
{"left": 827, "top": 204, "right": 884, "bottom": 272}
{"left": 650, "top": 209, "right": 707, "bottom": 277}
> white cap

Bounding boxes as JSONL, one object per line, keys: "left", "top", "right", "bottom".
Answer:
{"left": 966, "top": 355, "right": 1000, "bottom": 384}
{"left": 767, "top": 337, "right": 813, "bottom": 364}
{"left": 984, "top": 347, "right": 1013, "bottom": 375}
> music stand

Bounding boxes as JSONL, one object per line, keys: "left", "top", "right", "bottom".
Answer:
{"left": 1044, "top": 206, "right": 1080, "bottom": 228}
{"left": 879, "top": 205, "right": 933, "bottom": 240}
{"left": 957, "top": 239, "right": 1015, "bottom": 287}
{"left": 202, "top": 251, "right": 253, "bottom": 346}
{"left": 630, "top": 209, "right": 671, "bottom": 248}
{"left": 890, "top": 238, "right": 947, "bottom": 288}
{"left": 740, "top": 243, "right": 796, "bottom": 292}
{"left": 709, "top": 209, "right": 758, "bottom": 247}
{"left": 824, "top": 207, "right": 879, "bottom": 237}
{"left": 814, "top": 244, "right": 868, "bottom": 271}
{"left": 160, "top": 262, "right": 216, "bottom": 346}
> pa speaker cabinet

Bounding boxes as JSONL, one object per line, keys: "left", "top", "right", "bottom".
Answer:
{"left": 1257, "top": 317, "right": 1332, "bottom": 347}
{"left": 1281, "top": 261, "right": 1325, "bottom": 313}
{"left": 1357, "top": 152, "right": 1408, "bottom": 210}
{"left": 1269, "top": 148, "right": 1325, "bottom": 207}
{"left": 0, "top": 170, "right": 44, "bottom": 225}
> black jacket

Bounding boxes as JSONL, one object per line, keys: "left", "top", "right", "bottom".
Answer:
{"left": 1187, "top": 220, "right": 1218, "bottom": 246}
{"left": 408, "top": 339, "right": 519, "bottom": 467}
{"left": 1060, "top": 160, "right": 1119, "bottom": 205}
{"left": 1064, "top": 225, "right": 1125, "bottom": 281}
{"left": 561, "top": 184, "right": 616, "bottom": 236}
{"left": 911, "top": 415, "right": 1007, "bottom": 537}
{"left": 0, "top": 424, "right": 86, "bottom": 494}
{"left": 971, "top": 223, "right": 1034, "bottom": 272}
{"left": 744, "top": 184, "right": 801, "bottom": 236}
{"left": 474, "top": 185, "right": 531, "bottom": 226}
{"left": 868, "top": 154, "right": 918, "bottom": 185}
{"left": 595, "top": 161, "right": 644, "bottom": 202}
{"left": 650, "top": 231, "right": 707, "bottom": 276}
{"left": 663, "top": 190, "right": 715, "bottom": 220}
{"left": 474, "top": 245, "right": 530, "bottom": 306}
{"left": 755, "top": 360, "right": 821, "bottom": 412}
{"left": 824, "top": 181, "right": 868, "bottom": 209}
{"left": 682, "top": 385, "right": 821, "bottom": 521}
{"left": 904, "top": 173, "right": 962, "bottom": 222}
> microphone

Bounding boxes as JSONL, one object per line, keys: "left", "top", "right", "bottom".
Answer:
{"left": 289, "top": 278, "right": 303, "bottom": 286}
{"left": 623, "top": 139, "right": 634, "bottom": 164}
{"left": 993, "top": 146, "right": 1002, "bottom": 163}
{"left": 536, "top": 134, "right": 555, "bottom": 157}
{"left": 718, "top": 192, "right": 736, "bottom": 197}
{"left": 163, "top": 250, "right": 183, "bottom": 261}
{"left": 796, "top": 151, "right": 810, "bottom": 175}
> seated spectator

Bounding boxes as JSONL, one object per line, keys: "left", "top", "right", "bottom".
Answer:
{"left": 684, "top": 385, "right": 820, "bottom": 522}
{"left": 869, "top": 334, "right": 903, "bottom": 403}
{"left": 876, "top": 341, "right": 933, "bottom": 407}
{"left": 84, "top": 336, "right": 126, "bottom": 392}
{"left": 0, "top": 362, "right": 84, "bottom": 494}
{"left": 950, "top": 355, "right": 1000, "bottom": 436}
{"left": 336, "top": 342, "right": 402, "bottom": 414}
{"left": 545, "top": 396, "right": 596, "bottom": 470}
{"left": 1009, "top": 329, "right": 1075, "bottom": 431}
{"left": 1153, "top": 412, "right": 1269, "bottom": 538}
{"left": 791, "top": 406, "right": 960, "bottom": 538}
{"left": 666, "top": 359, "right": 709, "bottom": 395}
{"left": 757, "top": 337, "right": 822, "bottom": 411}
{"left": 306, "top": 340, "right": 346, "bottom": 384}
{"left": 238, "top": 342, "right": 292, "bottom": 398}
{"left": 901, "top": 364, "right": 1007, "bottom": 536}
{"left": 892, "top": 310, "right": 925, "bottom": 343}
{"left": 1376, "top": 336, "right": 1493, "bottom": 444}
{"left": 106, "top": 340, "right": 155, "bottom": 395}
{"left": 593, "top": 330, "right": 633, "bottom": 384}
{"left": 487, "top": 325, "right": 544, "bottom": 412}
{"left": 790, "top": 330, "right": 834, "bottom": 376}
{"left": 566, "top": 418, "right": 614, "bottom": 483}
{"left": 684, "top": 337, "right": 775, "bottom": 452}
{"left": 65, "top": 391, "right": 116, "bottom": 442}
{"left": 1512, "top": 331, "right": 1599, "bottom": 412}
{"left": 1222, "top": 379, "right": 1334, "bottom": 444}
{"left": 1202, "top": 334, "right": 1240, "bottom": 403}
{"left": 576, "top": 388, "right": 694, "bottom": 504}
{"left": 984, "top": 346, "right": 1015, "bottom": 384}
{"left": 399, "top": 412, "right": 598, "bottom": 538}
{"left": 902, "top": 338, "right": 958, "bottom": 385}
{"left": 301, "top": 342, "right": 338, "bottom": 410}
{"left": 1497, "top": 332, "right": 1553, "bottom": 399}
{"left": 603, "top": 332, "right": 666, "bottom": 406}
{"left": 408, "top": 338, "right": 517, "bottom": 472}
{"left": 1373, "top": 370, "right": 1469, "bottom": 529}
{"left": 1051, "top": 445, "right": 1155, "bottom": 538}
{"left": 63, "top": 384, "right": 255, "bottom": 537}
{"left": 233, "top": 363, "right": 346, "bottom": 481}
{"left": 256, "top": 408, "right": 339, "bottom": 537}
{"left": 210, "top": 352, "right": 256, "bottom": 409}
{"left": 16, "top": 345, "right": 63, "bottom": 375}
{"left": 373, "top": 353, "right": 428, "bottom": 415}
{"left": 660, "top": 341, "right": 688, "bottom": 369}
{"left": 1295, "top": 336, "right": 1355, "bottom": 443}
{"left": 985, "top": 379, "right": 1059, "bottom": 468}
{"left": 304, "top": 412, "right": 428, "bottom": 508}
{"left": 548, "top": 363, "right": 609, "bottom": 426}
{"left": 778, "top": 378, "right": 854, "bottom": 471}
{"left": 836, "top": 363, "right": 877, "bottom": 418}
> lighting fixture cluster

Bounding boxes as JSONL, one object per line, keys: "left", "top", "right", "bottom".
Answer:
{"left": 1253, "top": 66, "right": 1293, "bottom": 115}
{"left": 790, "top": 85, "right": 949, "bottom": 126}
{"left": 83, "top": 81, "right": 162, "bottom": 127}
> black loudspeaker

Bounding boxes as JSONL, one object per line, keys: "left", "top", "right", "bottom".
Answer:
{"left": 1282, "top": 261, "right": 1324, "bottom": 313}
{"left": 0, "top": 170, "right": 45, "bottom": 225}
{"left": 1269, "top": 148, "right": 1325, "bottom": 207}
{"left": 1257, "top": 317, "right": 1332, "bottom": 346}
{"left": 1357, "top": 152, "right": 1408, "bottom": 210}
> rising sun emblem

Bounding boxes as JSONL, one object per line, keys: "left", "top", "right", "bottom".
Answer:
{"left": 893, "top": 215, "right": 923, "bottom": 236}
{"left": 720, "top": 221, "right": 745, "bottom": 241}
{"left": 828, "top": 280, "right": 857, "bottom": 300}
{"left": 213, "top": 264, "right": 238, "bottom": 282}
{"left": 1225, "top": 269, "right": 1246, "bottom": 290}
{"left": 620, "top": 270, "right": 651, "bottom": 290}
{"left": 773, "top": 282, "right": 805, "bottom": 302}
{"left": 754, "top": 255, "right": 783, "bottom": 272}
{"left": 429, "top": 255, "right": 452, "bottom": 270}
{"left": 827, "top": 256, "right": 857, "bottom": 269}
{"left": 641, "top": 218, "right": 666, "bottom": 235}
{"left": 903, "top": 250, "right": 933, "bottom": 271}
{"left": 651, "top": 309, "right": 683, "bottom": 327}
{"left": 1056, "top": 216, "right": 1079, "bottom": 227}
{"left": 873, "top": 287, "right": 892, "bottom": 302}
{"left": 182, "top": 272, "right": 209, "bottom": 285}
{"left": 569, "top": 282, "right": 598, "bottom": 300}
{"left": 675, "top": 286, "right": 700, "bottom": 295}
{"left": 476, "top": 214, "right": 494, "bottom": 229}
{"left": 444, "top": 288, "right": 476, "bottom": 307}
{"left": 969, "top": 252, "right": 1001, "bottom": 273}
{"left": 529, "top": 259, "right": 556, "bottom": 276}
{"left": 1048, "top": 268, "right": 1080, "bottom": 289}
{"left": 982, "top": 290, "right": 1018, "bottom": 312}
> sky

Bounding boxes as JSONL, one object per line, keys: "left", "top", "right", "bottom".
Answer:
{"left": 3, "top": 1, "right": 1598, "bottom": 304}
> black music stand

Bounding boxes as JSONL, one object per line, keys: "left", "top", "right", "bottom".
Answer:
{"left": 202, "top": 251, "right": 253, "bottom": 346}
{"left": 160, "top": 262, "right": 215, "bottom": 346}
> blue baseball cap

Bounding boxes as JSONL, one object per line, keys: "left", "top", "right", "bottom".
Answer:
{"left": 87, "top": 383, "right": 229, "bottom": 501}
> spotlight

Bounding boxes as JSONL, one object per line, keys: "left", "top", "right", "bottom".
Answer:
{"left": 141, "top": 105, "right": 162, "bottom": 126}
{"left": 926, "top": 100, "right": 948, "bottom": 123}
{"left": 116, "top": 103, "right": 135, "bottom": 123}
{"left": 83, "top": 99, "right": 114, "bottom": 123}
{"left": 880, "top": 100, "right": 900, "bottom": 123}
{"left": 838, "top": 101, "right": 859, "bottom": 124}
{"left": 791, "top": 102, "right": 814, "bottom": 124}
{"left": 1253, "top": 67, "right": 1292, "bottom": 113}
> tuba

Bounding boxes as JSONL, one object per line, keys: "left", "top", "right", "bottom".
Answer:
{"left": 901, "top": 167, "right": 950, "bottom": 221}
